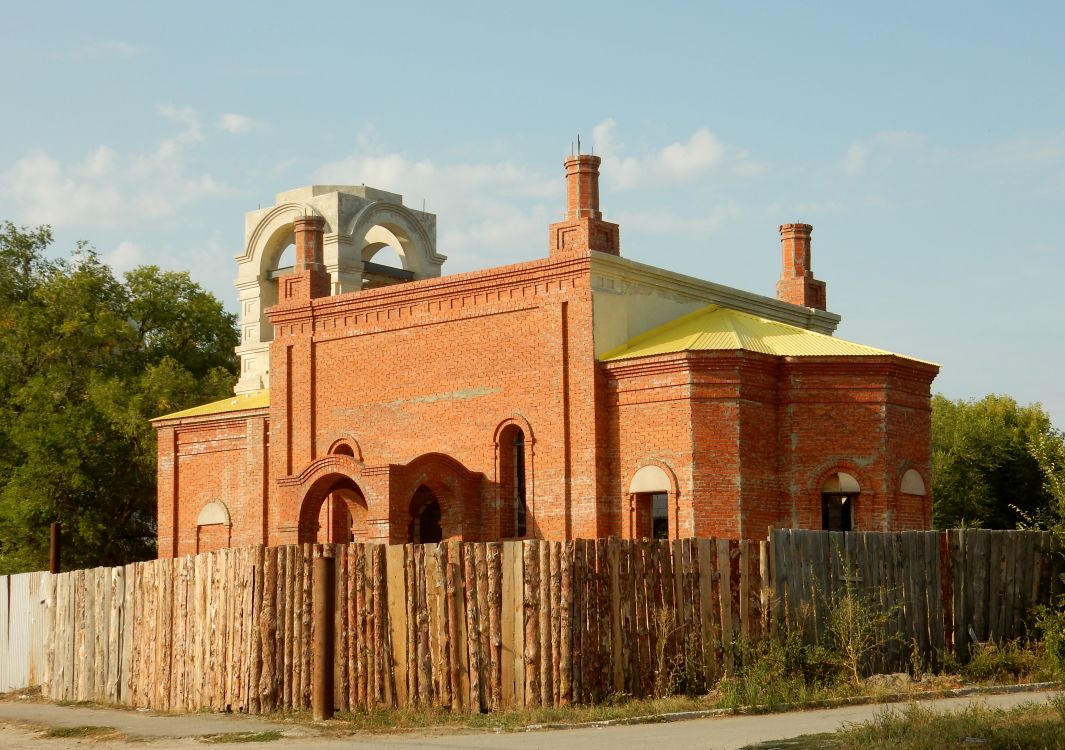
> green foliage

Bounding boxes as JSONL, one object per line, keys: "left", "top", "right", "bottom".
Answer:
{"left": 0, "top": 222, "right": 238, "bottom": 573}
{"left": 829, "top": 702, "right": 1065, "bottom": 750}
{"left": 1029, "top": 428, "right": 1065, "bottom": 531}
{"left": 931, "top": 394, "right": 1064, "bottom": 529}
{"left": 1035, "top": 600, "right": 1065, "bottom": 681}
{"left": 825, "top": 582, "right": 896, "bottom": 687}
{"left": 950, "top": 640, "right": 1050, "bottom": 684}
{"left": 717, "top": 629, "right": 844, "bottom": 709}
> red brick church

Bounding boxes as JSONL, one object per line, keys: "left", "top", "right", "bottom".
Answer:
{"left": 153, "top": 154, "right": 938, "bottom": 557}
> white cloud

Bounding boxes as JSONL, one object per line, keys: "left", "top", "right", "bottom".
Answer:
{"left": 766, "top": 199, "right": 844, "bottom": 217}
{"left": 107, "top": 240, "right": 145, "bottom": 273}
{"left": 618, "top": 202, "right": 740, "bottom": 235}
{"left": 314, "top": 124, "right": 764, "bottom": 269}
{"left": 218, "top": 113, "right": 261, "bottom": 134}
{"left": 0, "top": 107, "right": 227, "bottom": 229}
{"left": 592, "top": 119, "right": 759, "bottom": 189}
{"left": 71, "top": 40, "right": 141, "bottom": 60}
{"left": 844, "top": 130, "right": 927, "bottom": 175}
{"left": 315, "top": 148, "right": 560, "bottom": 270}
{"left": 974, "top": 131, "right": 1065, "bottom": 169}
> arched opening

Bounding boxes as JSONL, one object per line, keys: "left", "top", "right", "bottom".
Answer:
{"left": 332, "top": 442, "right": 355, "bottom": 457}
{"left": 900, "top": 469, "right": 926, "bottom": 496}
{"left": 195, "top": 500, "right": 231, "bottom": 553}
{"left": 362, "top": 238, "right": 414, "bottom": 290}
{"left": 497, "top": 424, "right": 528, "bottom": 539}
{"left": 317, "top": 482, "right": 368, "bottom": 543}
{"left": 628, "top": 465, "right": 674, "bottom": 539}
{"left": 821, "top": 471, "right": 860, "bottom": 532}
{"left": 298, "top": 474, "right": 366, "bottom": 544}
{"left": 409, "top": 485, "right": 443, "bottom": 544}
{"left": 260, "top": 237, "right": 296, "bottom": 344}
{"left": 275, "top": 242, "right": 295, "bottom": 273}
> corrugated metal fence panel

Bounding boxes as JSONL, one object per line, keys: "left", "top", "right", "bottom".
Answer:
{"left": 1, "top": 572, "right": 52, "bottom": 693}
{"left": 0, "top": 575, "right": 9, "bottom": 692}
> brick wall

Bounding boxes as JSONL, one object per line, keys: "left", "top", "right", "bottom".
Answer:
{"left": 155, "top": 413, "right": 268, "bottom": 558}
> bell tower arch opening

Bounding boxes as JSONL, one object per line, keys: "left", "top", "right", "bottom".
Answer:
{"left": 233, "top": 186, "right": 445, "bottom": 395}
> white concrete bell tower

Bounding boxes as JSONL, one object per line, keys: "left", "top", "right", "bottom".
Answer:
{"left": 233, "top": 185, "right": 446, "bottom": 394}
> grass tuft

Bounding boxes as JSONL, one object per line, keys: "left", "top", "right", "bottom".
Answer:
{"left": 742, "top": 701, "right": 1065, "bottom": 750}
{"left": 40, "top": 725, "right": 117, "bottom": 739}
{"left": 201, "top": 730, "right": 284, "bottom": 743}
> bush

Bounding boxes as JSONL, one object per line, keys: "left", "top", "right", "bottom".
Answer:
{"left": 1035, "top": 596, "right": 1065, "bottom": 680}
{"left": 958, "top": 640, "right": 1047, "bottom": 683}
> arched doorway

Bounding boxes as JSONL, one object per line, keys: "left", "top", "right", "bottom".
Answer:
{"left": 628, "top": 464, "right": 675, "bottom": 539}
{"left": 317, "top": 482, "right": 368, "bottom": 543}
{"left": 409, "top": 485, "right": 443, "bottom": 543}
{"left": 298, "top": 474, "right": 367, "bottom": 544}
{"left": 821, "top": 471, "right": 860, "bottom": 531}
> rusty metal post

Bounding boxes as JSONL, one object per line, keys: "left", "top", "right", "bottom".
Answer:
{"left": 312, "top": 550, "right": 336, "bottom": 720}
{"left": 49, "top": 522, "right": 61, "bottom": 574}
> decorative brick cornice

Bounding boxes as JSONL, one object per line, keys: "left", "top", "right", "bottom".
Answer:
{"left": 267, "top": 253, "right": 592, "bottom": 334}
{"left": 152, "top": 408, "right": 268, "bottom": 430}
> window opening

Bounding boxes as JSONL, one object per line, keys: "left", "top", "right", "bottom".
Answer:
{"left": 821, "top": 493, "right": 853, "bottom": 531}
{"left": 651, "top": 492, "right": 669, "bottom": 539}
{"left": 820, "top": 471, "right": 859, "bottom": 532}
{"left": 514, "top": 432, "right": 527, "bottom": 538}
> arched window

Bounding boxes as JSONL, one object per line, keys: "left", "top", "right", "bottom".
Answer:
{"left": 331, "top": 442, "right": 355, "bottom": 457}
{"left": 900, "top": 469, "right": 926, "bottom": 496}
{"left": 498, "top": 424, "right": 528, "bottom": 538}
{"left": 821, "top": 472, "right": 860, "bottom": 531}
{"left": 196, "top": 500, "right": 231, "bottom": 553}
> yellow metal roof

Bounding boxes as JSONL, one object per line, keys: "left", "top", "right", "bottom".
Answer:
{"left": 600, "top": 306, "right": 936, "bottom": 364}
{"left": 152, "top": 389, "right": 270, "bottom": 421}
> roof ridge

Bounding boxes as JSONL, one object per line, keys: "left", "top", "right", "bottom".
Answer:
{"left": 599, "top": 305, "right": 938, "bottom": 365}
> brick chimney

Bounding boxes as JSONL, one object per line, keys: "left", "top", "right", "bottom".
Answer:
{"left": 549, "top": 154, "right": 620, "bottom": 257}
{"left": 776, "top": 223, "right": 826, "bottom": 310}
{"left": 281, "top": 214, "right": 331, "bottom": 301}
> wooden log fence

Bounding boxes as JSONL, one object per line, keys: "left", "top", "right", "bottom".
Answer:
{"left": 772, "top": 529, "right": 1062, "bottom": 671}
{"left": 14, "top": 529, "right": 1060, "bottom": 712}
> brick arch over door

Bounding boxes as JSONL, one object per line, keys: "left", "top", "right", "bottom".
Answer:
{"left": 281, "top": 453, "right": 370, "bottom": 543}
{"left": 391, "top": 453, "right": 484, "bottom": 542}
{"left": 813, "top": 465, "right": 866, "bottom": 532}
{"left": 297, "top": 472, "right": 367, "bottom": 544}
{"left": 625, "top": 460, "right": 680, "bottom": 540}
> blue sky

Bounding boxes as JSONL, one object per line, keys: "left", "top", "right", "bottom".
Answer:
{"left": 2, "top": 2, "right": 1063, "bottom": 426}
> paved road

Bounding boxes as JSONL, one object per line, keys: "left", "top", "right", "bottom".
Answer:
{"left": 0, "top": 690, "right": 1058, "bottom": 750}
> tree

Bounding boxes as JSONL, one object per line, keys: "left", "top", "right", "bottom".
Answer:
{"left": 0, "top": 223, "right": 238, "bottom": 573}
{"left": 931, "top": 394, "right": 1064, "bottom": 529}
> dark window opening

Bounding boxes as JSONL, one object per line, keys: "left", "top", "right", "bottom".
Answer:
{"left": 409, "top": 485, "right": 443, "bottom": 543}
{"left": 822, "top": 493, "right": 853, "bottom": 532}
{"left": 651, "top": 492, "right": 669, "bottom": 539}
{"left": 514, "top": 432, "right": 527, "bottom": 538}
{"left": 498, "top": 424, "right": 528, "bottom": 539}
{"left": 633, "top": 491, "right": 670, "bottom": 539}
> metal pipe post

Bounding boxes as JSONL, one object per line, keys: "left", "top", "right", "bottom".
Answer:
{"left": 49, "top": 522, "right": 61, "bottom": 574}
{"left": 312, "top": 551, "right": 336, "bottom": 720}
